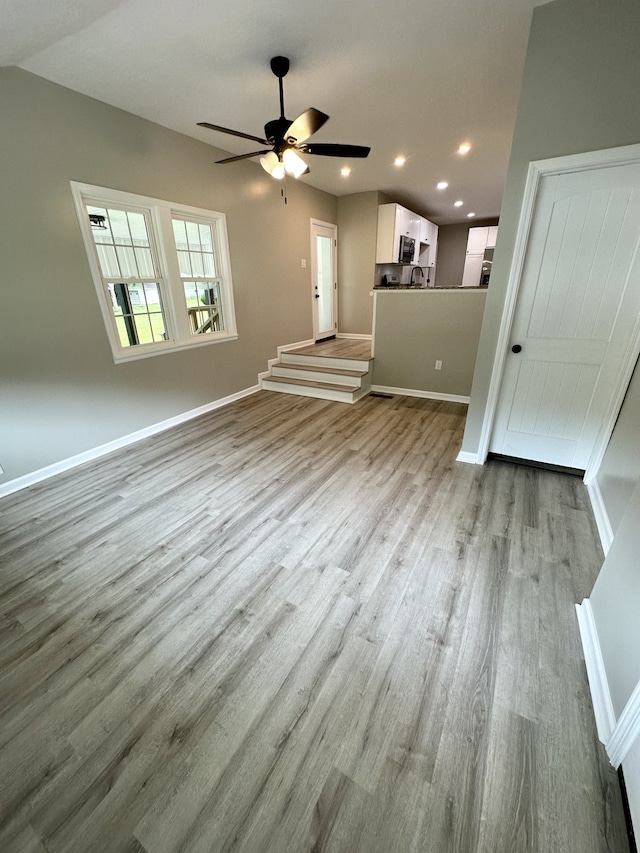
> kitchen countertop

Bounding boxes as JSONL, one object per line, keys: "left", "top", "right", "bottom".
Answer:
{"left": 373, "top": 285, "right": 487, "bottom": 291}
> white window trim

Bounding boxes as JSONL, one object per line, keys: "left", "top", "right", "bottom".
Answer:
{"left": 70, "top": 182, "right": 238, "bottom": 363}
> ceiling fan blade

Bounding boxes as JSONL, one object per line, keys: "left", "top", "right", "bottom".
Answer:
{"left": 215, "top": 150, "right": 271, "bottom": 164}
{"left": 284, "top": 108, "right": 329, "bottom": 144}
{"left": 304, "top": 143, "right": 371, "bottom": 158}
{"left": 198, "top": 122, "right": 268, "bottom": 146}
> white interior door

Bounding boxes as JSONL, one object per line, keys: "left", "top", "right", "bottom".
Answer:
{"left": 310, "top": 220, "right": 337, "bottom": 341}
{"left": 490, "top": 162, "right": 640, "bottom": 470}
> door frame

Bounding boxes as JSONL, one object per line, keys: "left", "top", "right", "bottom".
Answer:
{"left": 310, "top": 219, "right": 338, "bottom": 341}
{"left": 476, "top": 143, "right": 640, "bottom": 483}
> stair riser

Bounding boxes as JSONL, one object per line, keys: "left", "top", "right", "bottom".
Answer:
{"left": 261, "top": 380, "right": 367, "bottom": 404}
{"left": 272, "top": 366, "right": 367, "bottom": 387}
{"left": 281, "top": 353, "right": 372, "bottom": 372}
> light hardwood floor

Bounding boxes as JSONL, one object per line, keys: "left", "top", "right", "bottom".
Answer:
{"left": 0, "top": 391, "right": 629, "bottom": 852}
{"left": 288, "top": 338, "right": 372, "bottom": 359}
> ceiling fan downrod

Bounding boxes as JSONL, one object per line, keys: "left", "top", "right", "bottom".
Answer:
{"left": 270, "top": 56, "right": 290, "bottom": 121}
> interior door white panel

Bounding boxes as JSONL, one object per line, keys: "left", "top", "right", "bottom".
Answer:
{"left": 491, "top": 163, "right": 640, "bottom": 469}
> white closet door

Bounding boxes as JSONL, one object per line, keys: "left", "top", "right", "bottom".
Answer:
{"left": 490, "top": 162, "right": 640, "bottom": 469}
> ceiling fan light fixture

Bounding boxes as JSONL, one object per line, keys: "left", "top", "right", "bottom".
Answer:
{"left": 260, "top": 151, "right": 284, "bottom": 179}
{"left": 283, "top": 148, "right": 308, "bottom": 178}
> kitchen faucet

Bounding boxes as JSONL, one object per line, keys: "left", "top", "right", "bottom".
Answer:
{"left": 410, "top": 266, "right": 423, "bottom": 285}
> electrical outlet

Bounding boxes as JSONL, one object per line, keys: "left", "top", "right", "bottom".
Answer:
{"left": 435, "top": 360, "right": 442, "bottom": 370}
{"left": 301, "top": 259, "right": 307, "bottom": 268}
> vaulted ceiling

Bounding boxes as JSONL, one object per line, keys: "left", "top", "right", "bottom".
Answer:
{"left": 0, "top": 0, "right": 544, "bottom": 223}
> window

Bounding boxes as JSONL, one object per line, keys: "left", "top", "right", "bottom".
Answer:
{"left": 71, "top": 183, "right": 237, "bottom": 362}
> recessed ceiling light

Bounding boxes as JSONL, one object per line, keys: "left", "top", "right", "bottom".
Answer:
{"left": 340, "top": 167, "right": 351, "bottom": 177}
{"left": 394, "top": 156, "right": 406, "bottom": 167}
{"left": 458, "top": 143, "right": 471, "bottom": 155}
{"left": 436, "top": 181, "right": 448, "bottom": 190}
{"left": 454, "top": 200, "right": 464, "bottom": 207}
{"left": 467, "top": 212, "right": 476, "bottom": 218}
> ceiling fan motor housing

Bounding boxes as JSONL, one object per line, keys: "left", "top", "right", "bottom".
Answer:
{"left": 264, "top": 118, "right": 294, "bottom": 147}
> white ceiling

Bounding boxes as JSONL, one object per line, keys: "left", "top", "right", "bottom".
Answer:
{"left": 1, "top": 0, "right": 544, "bottom": 224}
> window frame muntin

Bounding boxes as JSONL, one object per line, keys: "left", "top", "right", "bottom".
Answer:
{"left": 70, "top": 182, "right": 238, "bottom": 363}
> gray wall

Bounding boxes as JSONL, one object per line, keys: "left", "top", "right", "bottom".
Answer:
{"left": 435, "top": 218, "right": 499, "bottom": 289}
{"left": 590, "top": 479, "right": 640, "bottom": 717}
{"left": 372, "top": 291, "right": 487, "bottom": 396}
{"left": 337, "top": 190, "right": 390, "bottom": 335}
{"left": 0, "top": 68, "right": 337, "bottom": 483}
{"left": 595, "top": 359, "right": 640, "bottom": 533}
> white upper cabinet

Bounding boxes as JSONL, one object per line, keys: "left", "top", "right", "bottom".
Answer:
{"left": 419, "top": 216, "right": 438, "bottom": 248}
{"left": 376, "top": 203, "right": 422, "bottom": 263}
{"left": 466, "top": 226, "right": 489, "bottom": 254}
{"left": 466, "top": 225, "right": 498, "bottom": 253}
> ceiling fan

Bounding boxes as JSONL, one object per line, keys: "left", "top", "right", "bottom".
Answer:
{"left": 197, "top": 56, "right": 371, "bottom": 179}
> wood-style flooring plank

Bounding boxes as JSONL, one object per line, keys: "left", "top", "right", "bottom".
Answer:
{"left": 0, "top": 390, "right": 629, "bottom": 852}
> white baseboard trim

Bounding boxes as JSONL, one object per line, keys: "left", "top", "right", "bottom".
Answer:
{"left": 370, "top": 385, "right": 470, "bottom": 404}
{"left": 0, "top": 385, "right": 260, "bottom": 499}
{"left": 278, "top": 338, "right": 315, "bottom": 354}
{"left": 456, "top": 450, "right": 483, "bottom": 464}
{"left": 575, "top": 599, "right": 617, "bottom": 746}
{"left": 336, "top": 333, "right": 373, "bottom": 341}
{"left": 586, "top": 479, "right": 614, "bottom": 555}
{"left": 608, "top": 681, "right": 640, "bottom": 769}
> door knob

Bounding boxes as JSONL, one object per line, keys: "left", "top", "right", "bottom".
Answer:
{"left": 511, "top": 344, "right": 522, "bottom": 353}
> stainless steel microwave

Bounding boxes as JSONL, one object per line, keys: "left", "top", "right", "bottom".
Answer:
{"left": 399, "top": 234, "right": 415, "bottom": 263}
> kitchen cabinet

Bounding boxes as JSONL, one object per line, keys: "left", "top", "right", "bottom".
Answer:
{"left": 417, "top": 218, "right": 439, "bottom": 272}
{"left": 419, "top": 217, "right": 438, "bottom": 247}
{"left": 461, "top": 224, "right": 499, "bottom": 287}
{"left": 376, "top": 203, "right": 421, "bottom": 264}
{"left": 466, "top": 226, "right": 489, "bottom": 254}
{"left": 461, "top": 253, "right": 484, "bottom": 288}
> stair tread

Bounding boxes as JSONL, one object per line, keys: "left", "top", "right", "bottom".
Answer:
{"left": 263, "top": 376, "right": 360, "bottom": 392}
{"left": 274, "top": 362, "right": 367, "bottom": 377}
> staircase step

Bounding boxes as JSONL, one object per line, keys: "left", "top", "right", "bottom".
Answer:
{"left": 280, "top": 351, "right": 372, "bottom": 372}
{"left": 271, "top": 361, "right": 368, "bottom": 386}
{"left": 261, "top": 375, "right": 370, "bottom": 403}
{"left": 261, "top": 342, "right": 373, "bottom": 404}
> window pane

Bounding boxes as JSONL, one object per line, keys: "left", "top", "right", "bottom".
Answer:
{"left": 190, "top": 252, "right": 204, "bottom": 277}
{"left": 96, "top": 244, "right": 120, "bottom": 278}
{"left": 116, "top": 245, "right": 138, "bottom": 277}
{"left": 202, "top": 253, "right": 216, "bottom": 277}
{"left": 108, "top": 209, "right": 132, "bottom": 245}
{"left": 199, "top": 223, "right": 213, "bottom": 251}
{"left": 172, "top": 219, "right": 188, "bottom": 250}
{"left": 172, "top": 218, "right": 216, "bottom": 279}
{"left": 186, "top": 221, "right": 201, "bottom": 251}
{"left": 177, "top": 251, "right": 192, "bottom": 277}
{"left": 127, "top": 212, "right": 150, "bottom": 247}
{"left": 108, "top": 281, "right": 167, "bottom": 347}
{"left": 134, "top": 247, "right": 154, "bottom": 277}
{"left": 183, "top": 281, "right": 223, "bottom": 335}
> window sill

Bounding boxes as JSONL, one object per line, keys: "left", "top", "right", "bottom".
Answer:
{"left": 111, "top": 333, "right": 239, "bottom": 364}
